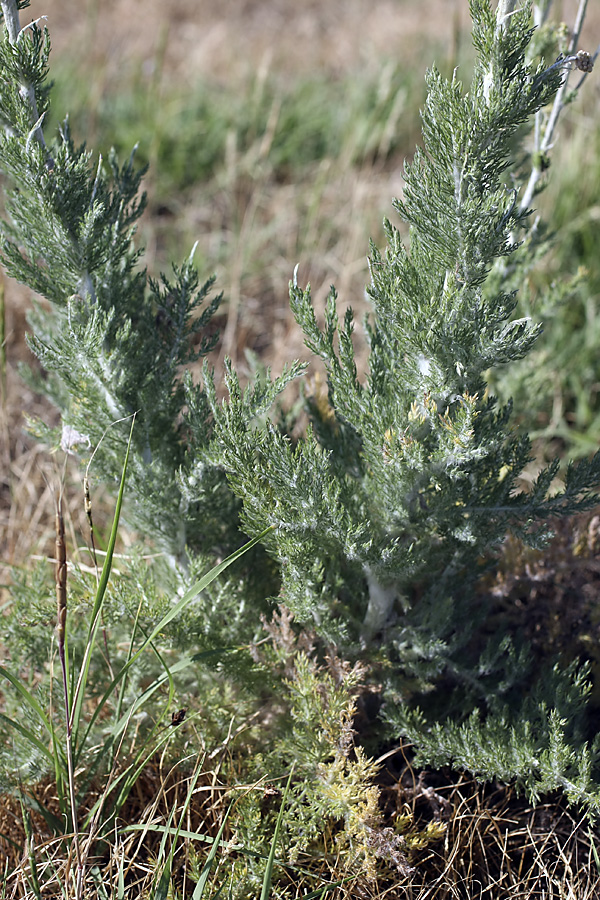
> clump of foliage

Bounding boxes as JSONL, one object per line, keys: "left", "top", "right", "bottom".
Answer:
{"left": 1, "top": 0, "right": 599, "bottom": 894}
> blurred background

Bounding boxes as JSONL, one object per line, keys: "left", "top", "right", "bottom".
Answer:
{"left": 1, "top": 0, "right": 600, "bottom": 564}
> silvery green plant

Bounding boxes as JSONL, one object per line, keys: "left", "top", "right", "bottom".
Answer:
{"left": 2, "top": 0, "right": 600, "bottom": 812}
{"left": 0, "top": 0, "right": 232, "bottom": 576}
{"left": 199, "top": 0, "right": 600, "bottom": 808}
{"left": 203, "top": 0, "right": 598, "bottom": 648}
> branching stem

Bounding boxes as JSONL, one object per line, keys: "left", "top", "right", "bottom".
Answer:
{"left": 519, "top": 0, "right": 589, "bottom": 214}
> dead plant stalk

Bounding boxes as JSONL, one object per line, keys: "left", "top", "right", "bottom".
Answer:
{"left": 55, "top": 494, "right": 84, "bottom": 899}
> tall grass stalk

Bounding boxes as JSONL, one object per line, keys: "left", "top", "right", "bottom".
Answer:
{"left": 1, "top": 417, "right": 271, "bottom": 892}
{"left": 54, "top": 495, "right": 83, "bottom": 897}
{"left": 51, "top": 419, "right": 135, "bottom": 898}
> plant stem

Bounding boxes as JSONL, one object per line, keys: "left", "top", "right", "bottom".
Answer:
{"left": 0, "top": 0, "right": 48, "bottom": 151}
{"left": 496, "top": 0, "right": 518, "bottom": 29}
{"left": 519, "top": 0, "right": 589, "bottom": 214}
{"left": 55, "top": 500, "right": 84, "bottom": 900}
{"left": 0, "top": 0, "right": 19, "bottom": 43}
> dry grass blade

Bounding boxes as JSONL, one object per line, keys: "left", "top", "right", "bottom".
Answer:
{"left": 374, "top": 758, "right": 600, "bottom": 900}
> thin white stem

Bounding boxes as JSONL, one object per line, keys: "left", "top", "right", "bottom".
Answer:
{"left": 495, "top": 0, "right": 521, "bottom": 42}
{"left": 1, "top": 0, "right": 49, "bottom": 151}
{"left": 0, "top": 0, "right": 19, "bottom": 43}
{"left": 497, "top": 0, "right": 519, "bottom": 17}
{"left": 484, "top": 1, "right": 522, "bottom": 103}
{"left": 361, "top": 565, "right": 397, "bottom": 644}
{"left": 519, "top": 0, "right": 588, "bottom": 215}
{"left": 569, "top": 0, "right": 589, "bottom": 56}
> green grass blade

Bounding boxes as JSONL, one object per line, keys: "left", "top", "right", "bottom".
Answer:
{"left": 0, "top": 674, "right": 68, "bottom": 808}
{"left": 0, "top": 711, "right": 55, "bottom": 766}
{"left": 82, "top": 647, "right": 205, "bottom": 829}
{"left": 144, "top": 762, "right": 205, "bottom": 900}
{"left": 78, "top": 528, "right": 273, "bottom": 817}
{"left": 149, "top": 801, "right": 178, "bottom": 900}
{"left": 1, "top": 856, "right": 9, "bottom": 900}
{"left": 0, "top": 831, "right": 20, "bottom": 852}
{"left": 83, "top": 721, "right": 182, "bottom": 833}
{"left": 590, "top": 829, "right": 600, "bottom": 873}
{"left": 70, "top": 418, "right": 135, "bottom": 740}
{"left": 192, "top": 805, "right": 232, "bottom": 899}
{"left": 18, "top": 792, "right": 42, "bottom": 900}
{"left": 111, "top": 596, "right": 144, "bottom": 760}
{"left": 21, "top": 791, "right": 65, "bottom": 836}
{"left": 82, "top": 525, "right": 274, "bottom": 745}
{"left": 117, "top": 855, "right": 125, "bottom": 900}
{"left": 0, "top": 669, "right": 52, "bottom": 732}
{"left": 153, "top": 866, "right": 171, "bottom": 900}
{"left": 127, "top": 525, "right": 275, "bottom": 662}
{"left": 77, "top": 620, "right": 177, "bottom": 771}
{"left": 260, "top": 768, "right": 294, "bottom": 900}
{"left": 150, "top": 762, "right": 204, "bottom": 900}
{"left": 89, "top": 866, "right": 110, "bottom": 900}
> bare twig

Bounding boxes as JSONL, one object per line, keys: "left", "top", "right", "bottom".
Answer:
{"left": 519, "top": 0, "right": 591, "bottom": 215}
